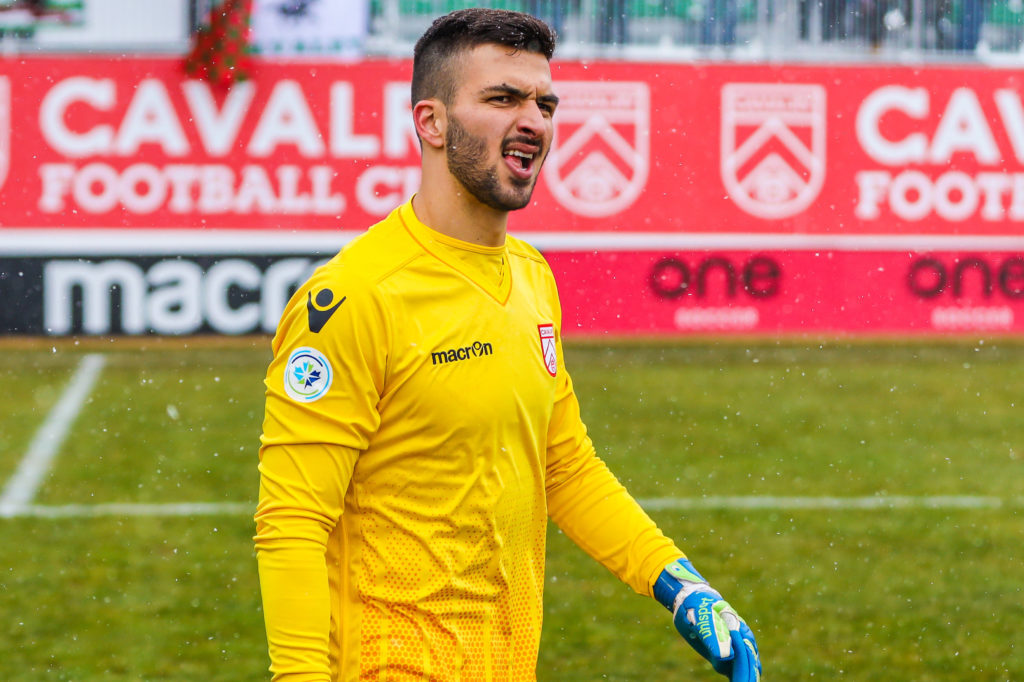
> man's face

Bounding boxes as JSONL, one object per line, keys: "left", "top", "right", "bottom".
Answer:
{"left": 443, "top": 43, "right": 558, "bottom": 212}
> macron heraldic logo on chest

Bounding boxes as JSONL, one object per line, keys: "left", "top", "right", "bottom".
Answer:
{"left": 307, "top": 289, "right": 346, "bottom": 333}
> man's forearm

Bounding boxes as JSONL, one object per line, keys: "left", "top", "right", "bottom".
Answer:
{"left": 254, "top": 444, "right": 355, "bottom": 681}
{"left": 546, "top": 454, "right": 684, "bottom": 597}
{"left": 256, "top": 541, "right": 333, "bottom": 681}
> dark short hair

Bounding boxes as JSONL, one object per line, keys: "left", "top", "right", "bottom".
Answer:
{"left": 411, "top": 8, "right": 556, "bottom": 108}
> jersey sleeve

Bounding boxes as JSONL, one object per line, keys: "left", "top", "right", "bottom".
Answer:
{"left": 261, "top": 260, "right": 389, "bottom": 453}
{"left": 255, "top": 261, "right": 390, "bottom": 680}
{"left": 542, "top": 279, "right": 685, "bottom": 598}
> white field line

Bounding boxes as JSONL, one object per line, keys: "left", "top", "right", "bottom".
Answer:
{"left": 0, "top": 353, "right": 106, "bottom": 518}
{"left": 638, "top": 495, "right": 1009, "bottom": 511}
{"left": 11, "top": 501, "right": 253, "bottom": 518}
{"left": 1, "top": 495, "right": 1021, "bottom": 519}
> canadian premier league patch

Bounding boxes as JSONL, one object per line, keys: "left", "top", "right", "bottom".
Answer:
{"left": 284, "top": 346, "right": 333, "bottom": 402}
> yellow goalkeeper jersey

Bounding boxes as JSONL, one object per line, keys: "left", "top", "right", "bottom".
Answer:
{"left": 255, "top": 199, "right": 683, "bottom": 681}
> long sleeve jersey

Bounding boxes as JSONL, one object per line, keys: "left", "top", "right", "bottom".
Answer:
{"left": 255, "top": 200, "right": 684, "bottom": 681}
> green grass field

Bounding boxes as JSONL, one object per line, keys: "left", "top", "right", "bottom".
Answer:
{"left": 1, "top": 338, "right": 1022, "bottom": 680}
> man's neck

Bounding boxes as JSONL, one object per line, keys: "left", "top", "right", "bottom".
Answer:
{"left": 411, "top": 189, "right": 508, "bottom": 247}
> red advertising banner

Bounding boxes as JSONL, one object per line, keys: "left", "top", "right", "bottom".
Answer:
{"left": 2, "top": 57, "right": 1023, "bottom": 336}
{"left": 549, "top": 250, "right": 1024, "bottom": 335}
{"left": 1, "top": 57, "right": 1023, "bottom": 235}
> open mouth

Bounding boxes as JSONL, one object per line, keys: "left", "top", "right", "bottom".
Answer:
{"left": 503, "top": 146, "right": 538, "bottom": 176}
{"left": 506, "top": 149, "right": 534, "bottom": 169}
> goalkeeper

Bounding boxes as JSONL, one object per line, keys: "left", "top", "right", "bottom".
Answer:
{"left": 255, "top": 7, "right": 760, "bottom": 681}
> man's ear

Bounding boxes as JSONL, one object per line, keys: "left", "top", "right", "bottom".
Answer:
{"left": 413, "top": 99, "right": 446, "bottom": 150}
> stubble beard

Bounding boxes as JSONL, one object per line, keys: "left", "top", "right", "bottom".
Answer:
{"left": 445, "top": 112, "right": 541, "bottom": 212}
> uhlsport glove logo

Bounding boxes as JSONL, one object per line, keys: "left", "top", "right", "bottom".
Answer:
{"left": 653, "top": 558, "right": 762, "bottom": 681}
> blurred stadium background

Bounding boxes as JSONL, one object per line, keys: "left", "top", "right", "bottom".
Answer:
{"left": 7, "top": 0, "right": 1024, "bottom": 57}
{"left": 1, "top": 0, "right": 1023, "bottom": 680}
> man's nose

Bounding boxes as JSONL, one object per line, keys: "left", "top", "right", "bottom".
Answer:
{"left": 516, "top": 101, "right": 547, "bottom": 137}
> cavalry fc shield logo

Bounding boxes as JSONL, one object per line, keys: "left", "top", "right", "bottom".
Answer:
{"left": 720, "top": 83, "right": 826, "bottom": 219}
{"left": 545, "top": 81, "right": 649, "bottom": 218}
{"left": 537, "top": 324, "right": 557, "bottom": 377}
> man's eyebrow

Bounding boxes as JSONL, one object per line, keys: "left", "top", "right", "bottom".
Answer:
{"left": 481, "top": 84, "right": 560, "bottom": 106}
{"left": 539, "top": 93, "right": 560, "bottom": 107}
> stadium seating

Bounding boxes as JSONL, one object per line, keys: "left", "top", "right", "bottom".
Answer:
{"left": 366, "top": 0, "right": 1024, "bottom": 56}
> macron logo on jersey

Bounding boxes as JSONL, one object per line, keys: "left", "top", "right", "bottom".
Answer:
{"left": 307, "top": 288, "right": 346, "bottom": 333}
{"left": 431, "top": 341, "right": 494, "bottom": 366}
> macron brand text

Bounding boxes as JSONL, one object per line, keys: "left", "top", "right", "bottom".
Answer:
{"left": 431, "top": 341, "right": 493, "bottom": 366}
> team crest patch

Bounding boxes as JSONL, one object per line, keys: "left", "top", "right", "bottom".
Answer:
{"left": 284, "top": 347, "right": 333, "bottom": 403}
{"left": 538, "top": 324, "right": 557, "bottom": 377}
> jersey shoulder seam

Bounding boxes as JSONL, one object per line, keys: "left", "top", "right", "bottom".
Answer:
{"left": 506, "top": 237, "right": 548, "bottom": 266}
{"left": 372, "top": 251, "right": 426, "bottom": 287}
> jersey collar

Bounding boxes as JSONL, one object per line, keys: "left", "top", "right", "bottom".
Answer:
{"left": 398, "top": 200, "right": 513, "bottom": 305}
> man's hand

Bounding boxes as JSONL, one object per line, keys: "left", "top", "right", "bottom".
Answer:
{"left": 653, "top": 558, "right": 761, "bottom": 681}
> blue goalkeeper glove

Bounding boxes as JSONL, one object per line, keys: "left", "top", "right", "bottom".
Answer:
{"left": 653, "top": 558, "right": 761, "bottom": 681}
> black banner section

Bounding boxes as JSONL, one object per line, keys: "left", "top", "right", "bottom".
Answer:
{"left": 0, "top": 255, "right": 326, "bottom": 336}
